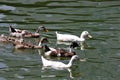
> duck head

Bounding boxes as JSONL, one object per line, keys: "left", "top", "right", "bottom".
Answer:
{"left": 38, "top": 37, "right": 49, "bottom": 46}
{"left": 9, "top": 26, "right": 16, "bottom": 32}
{"left": 36, "top": 26, "right": 48, "bottom": 33}
{"left": 80, "top": 31, "right": 92, "bottom": 39}
{"left": 71, "top": 55, "right": 79, "bottom": 60}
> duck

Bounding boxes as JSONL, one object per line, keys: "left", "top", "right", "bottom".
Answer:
{"left": 44, "top": 42, "right": 79, "bottom": 57}
{"left": 41, "top": 55, "right": 79, "bottom": 68}
{"left": 13, "top": 37, "right": 49, "bottom": 49}
{"left": 56, "top": 31, "right": 92, "bottom": 42}
{"left": 9, "top": 26, "right": 48, "bottom": 38}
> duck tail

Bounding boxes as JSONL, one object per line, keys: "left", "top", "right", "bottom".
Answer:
{"left": 9, "top": 26, "right": 16, "bottom": 32}
{"left": 44, "top": 45, "right": 51, "bottom": 52}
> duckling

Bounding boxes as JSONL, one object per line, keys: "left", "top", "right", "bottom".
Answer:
{"left": 56, "top": 31, "right": 92, "bottom": 42}
{"left": 9, "top": 26, "right": 48, "bottom": 38}
{"left": 14, "top": 37, "right": 49, "bottom": 49}
{"left": 44, "top": 42, "right": 79, "bottom": 57}
{"left": 41, "top": 55, "right": 79, "bottom": 68}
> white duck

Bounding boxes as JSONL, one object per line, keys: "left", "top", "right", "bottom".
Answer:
{"left": 41, "top": 55, "right": 79, "bottom": 68}
{"left": 56, "top": 31, "right": 92, "bottom": 42}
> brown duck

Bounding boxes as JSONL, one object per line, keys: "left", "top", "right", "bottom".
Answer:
{"left": 44, "top": 42, "right": 79, "bottom": 57}
{"left": 12, "top": 37, "right": 49, "bottom": 49}
{"left": 9, "top": 26, "right": 48, "bottom": 38}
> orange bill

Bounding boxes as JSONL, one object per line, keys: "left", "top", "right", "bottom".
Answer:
{"left": 45, "top": 29, "right": 48, "bottom": 32}
{"left": 88, "top": 34, "right": 92, "bottom": 38}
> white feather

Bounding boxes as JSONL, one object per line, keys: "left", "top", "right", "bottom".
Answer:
{"left": 56, "top": 31, "right": 92, "bottom": 42}
{"left": 41, "top": 55, "right": 79, "bottom": 68}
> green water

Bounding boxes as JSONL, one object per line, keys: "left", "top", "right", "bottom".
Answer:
{"left": 0, "top": 0, "right": 120, "bottom": 80}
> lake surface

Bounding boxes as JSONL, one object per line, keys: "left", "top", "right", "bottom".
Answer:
{"left": 0, "top": 0, "right": 120, "bottom": 80}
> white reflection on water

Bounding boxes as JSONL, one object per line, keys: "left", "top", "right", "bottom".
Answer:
{"left": 42, "top": 66, "right": 74, "bottom": 79}
{"left": 41, "top": 74, "right": 56, "bottom": 78}
{"left": 0, "top": 77, "right": 7, "bottom": 80}
{"left": 14, "top": 74, "right": 24, "bottom": 79}
{"left": 56, "top": 41, "right": 89, "bottom": 50}
{"left": 56, "top": 41, "right": 71, "bottom": 45}
{"left": 20, "top": 68, "right": 30, "bottom": 72}
{"left": 116, "top": 51, "right": 120, "bottom": 56}
{"left": 0, "top": 14, "right": 6, "bottom": 19}
{"left": 0, "top": 62, "right": 8, "bottom": 69}
{"left": 0, "top": 5, "right": 15, "bottom": 10}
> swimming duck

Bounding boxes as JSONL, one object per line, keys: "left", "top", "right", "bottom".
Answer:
{"left": 24, "top": 26, "right": 48, "bottom": 38}
{"left": 56, "top": 31, "right": 92, "bottom": 42}
{"left": 41, "top": 55, "right": 79, "bottom": 68}
{"left": 13, "top": 37, "right": 49, "bottom": 49}
{"left": 44, "top": 42, "right": 79, "bottom": 57}
{"left": 9, "top": 26, "right": 48, "bottom": 38}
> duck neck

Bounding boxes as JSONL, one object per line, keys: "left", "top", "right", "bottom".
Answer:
{"left": 44, "top": 45, "right": 51, "bottom": 52}
{"left": 35, "top": 27, "right": 41, "bottom": 33}
{"left": 69, "top": 47, "right": 74, "bottom": 53}
{"left": 67, "top": 57, "right": 75, "bottom": 67}
{"left": 80, "top": 33, "right": 85, "bottom": 39}
{"left": 69, "top": 44, "right": 75, "bottom": 53}
{"left": 38, "top": 41, "right": 42, "bottom": 46}
{"left": 80, "top": 33, "right": 86, "bottom": 41}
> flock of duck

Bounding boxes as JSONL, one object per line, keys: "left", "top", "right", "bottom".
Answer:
{"left": 0, "top": 26, "right": 92, "bottom": 69}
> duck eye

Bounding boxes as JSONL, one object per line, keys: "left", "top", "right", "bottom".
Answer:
{"left": 84, "top": 31, "right": 89, "bottom": 35}
{"left": 41, "top": 26, "right": 45, "bottom": 29}
{"left": 85, "top": 31, "right": 88, "bottom": 34}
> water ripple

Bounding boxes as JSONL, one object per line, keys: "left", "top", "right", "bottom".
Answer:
{"left": 0, "top": 5, "right": 15, "bottom": 11}
{"left": 0, "top": 62, "right": 8, "bottom": 69}
{"left": 0, "top": 0, "right": 120, "bottom": 80}
{"left": 0, "top": 14, "right": 6, "bottom": 18}
{"left": 0, "top": 77, "right": 6, "bottom": 80}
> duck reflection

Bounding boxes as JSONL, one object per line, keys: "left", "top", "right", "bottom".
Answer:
{"left": 41, "top": 66, "right": 74, "bottom": 79}
{"left": 56, "top": 41, "right": 89, "bottom": 50}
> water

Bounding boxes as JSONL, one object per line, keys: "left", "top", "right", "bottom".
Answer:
{"left": 0, "top": 0, "right": 120, "bottom": 80}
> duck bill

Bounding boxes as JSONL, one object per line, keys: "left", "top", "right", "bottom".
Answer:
{"left": 79, "top": 58, "right": 87, "bottom": 62}
{"left": 45, "top": 39, "right": 50, "bottom": 43}
{"left": 45, "top": 29, "right": 48, "bottom": 32}
{"left": 47, "top": 40, "right": 50, "bottom": 43}
{"left": 88, "top": 34, "right": 92, "bottom": 39}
